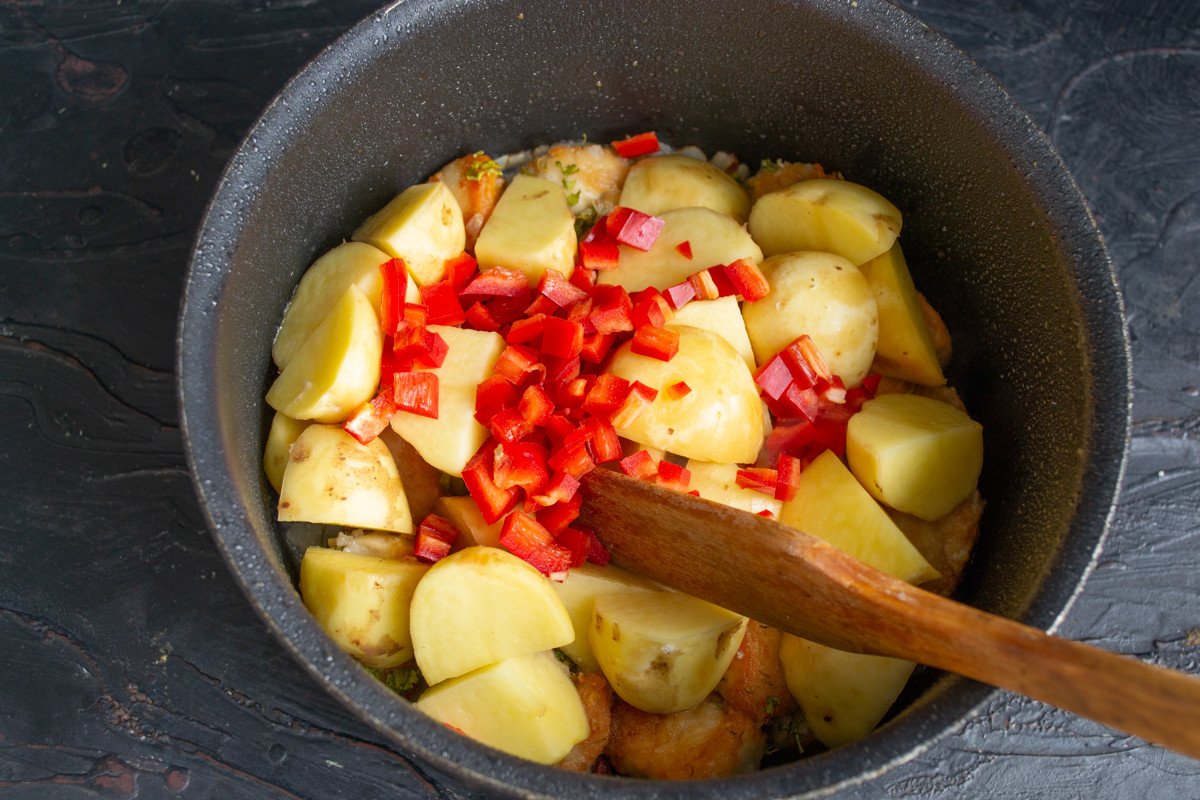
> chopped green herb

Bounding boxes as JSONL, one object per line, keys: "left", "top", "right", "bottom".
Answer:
{"left": 464, "top": 153, "right": 502, "bottom": 181}
{"left": 367, "top": 666, "right": 421, "bottom": 694}
{"left": 574, "top": 207, "right": 598, "bottom": 238}
{"left": 566, "top": 190, "right": 581, "bottom": 207}
{"left": 759, "top": 158, "right": 780, "bottom": 173}
{"left": 765, "top": 696, "right": 780, "bottom": 715}
{"left": 557, "top": 160, "right": 581, "bottom": 176}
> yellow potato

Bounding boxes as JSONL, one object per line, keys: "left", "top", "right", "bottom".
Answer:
{"left": 607, "top": 325, "right": 763, "bottom": 463}
{"left": 598, "top": 207, "right": 763, "bottom": 293}
{"left": 669, "top": 296, "right": 756, "bottom": 371}
{"left": 278, "top": 424, "right": 414, "bottom": 534}
{"left": 742, "top": 252, "right": 878, "bottom": 387}
{"left": 748, "top": 178, "right": 902, "bottom": 265}
{"left": 618, "top": 154, "right": 751, "bottom": 222}
{"left": 299, "top": 546, "right": 428, "bottom": 668}
{"left": 685, "top": 461, "right": 782, "bottom": 518}
{"left": 352, "top": 182, "right": 465, "bottom": 286}
{"left": 780, "top": 634, "right": 916, "bottom": 748}
{"left": 846, "top": 394, "right": 983, "bottom": 521}
{"left": 265, "top": 286, "right": 382, "bottom": 422}
{"left": 263, "top": 412, "right": 309, "bottom": 492}
{"left": 409, "top": 547, "right": 575, "bottom": 685}
{"left": 378, "top": 428, "right": 442, "bottom": 522}
{"left": 551, "top": 563, "right": 661, "bottom": 673}
{"left": 474, "top": 174, "right": 576, "bottom": 283}
{"left": 416, "top": 651, "right": 588, "bottom": 764}
{"left": 780, "top": 451, "right": 937, "bottom": 584}
{"left": 434, "top": 495, "right": 503, "bottom": 549}
{"left": 859, "top": 244, "right": 945, "bottom": 386}
{"left": 389, "top": 326, "right": 505, "bottom": 476}
{"left": 590, "top": 591, "right": 747, "bottom": 714}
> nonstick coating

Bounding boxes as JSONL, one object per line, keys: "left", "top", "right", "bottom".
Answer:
{"left": 179, "top": 0, "right": 1131, "bottom": 796}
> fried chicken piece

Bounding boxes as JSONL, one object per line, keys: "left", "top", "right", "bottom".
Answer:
{"left": 430, "top": 152, "right": 505, "bottom": 251}
{"left": 889, "top": 490, "right": 984, "bottom": 596}
{"left": 917, "top": 292, "right": 953, "bottom": 368}
{"left": 528, "top": 144, "right": 630, "bottom": 216}
{"left": 716, "top": 621, "right": 797, "bottom": 725}
{"left": 746, "top": 160, "right": 839, "bottom": 200}
{"left": 557, "top": 673, "right": 614, "bottom": 773}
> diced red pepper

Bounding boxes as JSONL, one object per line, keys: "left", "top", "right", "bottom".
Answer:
{"left": 541, "top": 316, "right": 584, "bottom": 360}
{"left": 393, "top": 371, "right": 439, "bottom": 418}
{"left": 582, "top": 373, "right": 633, "bottom": 419}
{"left": 557, "top": 376, "right": 591, "bottom": 414}
{"left": 554, "top": 528, "right": 590, "bottom": 568}
{"left": 548, "top": 439, "right": 596, "bottom": 479}
{"left": 474, "top": 375, "right": 519, "bottom": 424}
{"left": 736, "top": 467, "right": 779, "bottom": 495}
{"left": 782, "top": 335, "right": 833, "bottom": 385}
{"left": 584, "top": 418, "right": 622, "bottom": 463}
{"left": 485, "top": 293, "right": 534, "bottom": 327}
{"left": 343, "top": 389, "right": 398, "bottom": 445}
{"left": 775, "top": 454, "right": 803, "bottom": 501}
{"left": 611, "top": 131, "right": 660, "bottom": 159}
{"left": 499, "top": 511, "right": 574, "bottom": 577}
{"left": 587, "top": 285, "right": 634, "bottom": 335}
{"left": 493, "top": 441, "right": 550, "bottom": 494}
{"left": 582, "top": 527, "right": 610, "bottom": 565}
{"left": 518, "top": 384, "right": 555, "bottom": 427}
{"left": 813, "top": 417, "right": 848, "bottom": 458}
{"left": 663, "top": 280, "right": 697, "bottom": 310}
{"left": 488, "top": 406, "right": 533, "bottom": 443}
{"left": 611, "top": 381, "right": 658, "bottom": 429}
{"left": 396, "top": 303, "right": 429, "bottom": 340}
{"left": 665, "top": 380, "right": 692, "bottom": 400}
{"left": 861, "top": 373, "right": 883, "bottom": 394}
{"left": 708, "top": 264, "right": 738, "bottom": 298}
{"left": 462, "top": 440, "right": 521, "bottom": 524}
{"left": 505, "top": 313, "right": 546, "bottom": 346}
{"left": 782, "top": 382, "right": 821, "bottom": 421}
{"left": 378, "top": 258, "right": 408, "bottom": 337}
{"left": 619, "top": 449, "right": 659, "bottom": 480}
{"left": 536, "top": 492, "right": 582, "bottom": 533}
{"left": 754, "top": 354, "right": 794, "bottom": 402}
{"left": 569, "top": 265, "right": 597, "bottom": 292}
{"left": 757, "top": 509, "right": 775, "bottom": 519}
{"left": 582, "top": 215, "right": 609, "bottom": 244}
{"left": 608, "top": 207, "right": 665, "bottom": 251}
{"left": 688, "top": 268, "right": 721, "bottom": 300}
{"left": 763, "top": 419, "right": 817, "bottom": 464}
{"left": 524, "top": 294, "right": 559, "bottom": 317}
{"left": 655, "top": 460, "right": 691, "bottom": 491}
{"left": 579, "top": 239, "right": 621, "bottom": 271}
{"left": 493, "top": 344, "right": 544, "bottom": 386}
{"left": 537, "top": 268, "right": 590, "bottom": 309}
{"left": 723, "top": 258, "right": 770, "bottom": 301}
{"left": 819, "top": 375, "right": 848, "bottom": 405}
{"left": 544, "top": 355, "right": 582, "bottom": 389}
{"left": 463, "top": 300, "right": 501, "bottom": 332}
{"left": 461, "top": 267, "right": 530, "bottom": 298}
{"left": 631, "top": 325, "right": 680, "bottom": 361}
{"left": 414, "top": 513, "right": 459, "bottom": 563}
{"left": 379, "top": 347, "right": 402, "bottom": 390}
{"left": 631, "top": 287, "right": 672, "bottom": 329}
{"left": 530, "top": 470, "right": 582, "bottom": 508}
{"left": 443, "top": 252, "right": 478, "bottom": 291}
{"left": 543, "top": 415, "right": 577, "bottom": 449}
{"left": 395, "top": 328, "right": 448, "bottom": 370}
{"left": 420, "top": 281, "right": 466, "bottom": 326}
{"left": 675, "top": 240, "right": 693, "bottom": 260}
{"left": 845, "top": 387, "right": 872, "bottom": 412}
{"left": 580, "top": 332, "right": 616, "bottom": 364}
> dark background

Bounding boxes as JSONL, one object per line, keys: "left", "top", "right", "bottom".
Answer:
{"left": 1, "top": 1, "right": 1198, "bottom": 797}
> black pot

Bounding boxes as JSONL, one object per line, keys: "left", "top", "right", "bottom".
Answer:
{"left": 178, "top": 0, "right": 1131, "bottom": 796}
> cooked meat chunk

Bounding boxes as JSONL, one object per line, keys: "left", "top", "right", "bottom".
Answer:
{"left": 430, "top": 151, "right": 505, "bottom": 250}
{"left": 716, "top": 621, "right": 797, "bottom": 725}
{"left": 917, "top": 292, "right": 953, "bottom": 367}
{"left": 889, "top": 490, "right": 984, "bottom": 596}
{"left": 746, "top": 160, "right": 839, "bottom": 200}
{"left": 528, "top": 144, "right": 630, "bottom": 217}
{"left": 557, "top": 672, "right": 614, "bottom": 773}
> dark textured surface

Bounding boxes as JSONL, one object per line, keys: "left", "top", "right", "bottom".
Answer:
{"left": 0, "top": 2, "right": 1196, "bottom": 799}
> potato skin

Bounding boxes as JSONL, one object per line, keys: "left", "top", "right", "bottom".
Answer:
{"left": 618, "top": 154, "right": 750, "bottom": 222}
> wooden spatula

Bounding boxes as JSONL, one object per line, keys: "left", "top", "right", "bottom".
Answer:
{"left": 579, "top": 468, "right": 1200, "bottom": 758}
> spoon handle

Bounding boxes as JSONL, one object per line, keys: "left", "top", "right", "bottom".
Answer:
{"left": 580, "top": 469, "right": 1200, "bottom": 758}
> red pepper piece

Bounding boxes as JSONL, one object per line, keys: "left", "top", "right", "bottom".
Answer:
{"left": 518, "top": 384, "right": 555, "bottom": 427}
{"left": 474, "top": 375, "right": 519, "bottom": 424}
{"left": 462, "top": 440, "right": 521, "bottom": 524}
{"left": 379, "top": 347, "right": 402, "bottom": 390}
{"left": 569, "top": 265, "right": 597, "bottom": 292}
{"left": 538, "top": 268, "right": 589, "bottom": 309}
{"left": 631, "top": 325, "right": 680, "bottom": 361}
{"left": 541, "top": 316, "right": 584, "bottom": 360}
{"left": 378, "top": 258, "right": 408, "bottom": 337}
{"left": 782, "top": 382, "right": 821, "bottom": 421}
{"left": 548, "top": 441, "right": 595, "bottom": 479}
{"left": 580, "top": 331, "right": 615, "bottom": 364}
{"left": 861, "top": 373, "right": 883, "bottom": 394}
{"left": 583, "top": 373, "right": 633, "bottom": 419}
{"left": 343, "top": 389, "right": 398, "bottom": 445}
{"left": 845, "top": 386, "right": 872, "bottom": 412}
{"left": 688, "top": 268, "right": 721, "bottom": 300}
{"left": 415, "top": 513, "right": 459, "bottom": 563}
{"left": 736, "top": 467, "right": 779, "bottom": 495}
{"left": 610, "top": 131, "right": 660, "bottom": 158}
{"left": 619, "top": 449, "right": 659, "bottom": 480}
{"left": 664, "top": 380, "right": 692, "bottom": 400}
{"left": 611, "top": 381, "right": 658, "bottom": 429}
{"left": 757, "top": 509, "right": 775, "bottom": 518}
{"left": 493, "top": 344, "right": 544, "bottom": 386}
{"left": 588, "top": 285, "right": 634, "bottom": 335}
{"left": 443, "top": 252, "right": 478, "bottom": 292}
{"left": 543, "top": 355, "right": 582, "bottom": 389}
{"left": 583, "top": 418, "right": 622, "bottom": 463}
{"left": 608, "top": 207, "right": 665, "bottom": 251}
{"left": 782, "top": 335, "right": 833, "bottom": 385}
{"left": 493, "top": 441, "right": 550, "bottom": 494}
{"left": 723, "top": 258, "right": 770, "bottom": 301}
{"left": 708, "top": 264, "right": 739, "bottom": 298}
{"left": 582, "top": 527, "right": 610, "bottom": 565}
{"left": 463, "top": 300, "right": 501, "bottom": 332}
{"left": 420, "top": 281, "right": 466, "bottom": 326}
{"left": 524, "top": 295, "right": 559, "bottom": 317}
{"left": 393, "top": 371, "right": 439, "bottom": 418}
{"left": 485, "top": 293, "right": 535, "bottom": 327}
{"left": 554, "top": 528, "right": 590, "bottom": 568}
{"left": 396, "top": 328, "right": 449, "bottom": 370}
{"left": 536, "top": 492, "right": 582, "bottom": 533}
{"left": 754, "top": 355, "right": 793, "bottom": 402}
{"left": 505, "top": 313, "right": 546, "bottom": 346}
{"left": 819, "top": 375, "right": 848, "bottom": 404}
{"left": 396, "top": 303, "right": 429, "bottom": 340}
{"left": 530, "top": 470, "right": 582, "bottom": 508}
{"left": 605, "top": 207, "right": 634, "bottom": 238}
{"left": 461, "top": 266, "right": 530, "bottom": 298}
{"left": 812, "top": 417, "right": 848, "bottom": 458}
{"left": 488, "top": 406, "right": 534, "bottom": 444}
{"left": 775, "top": 454, "right": 803, "bottom": 501}
{"left": 675, "top": 240, "right": 693, "bottom": 260}
{"left": 762, "top": 419, "right": 817, "bottom": 463}
{"left": 579, "top": 239, "right": 621, "bottom": 271}
{"left": 630, "top": 287, "right": 672, "bottom": 329}
{"left": 656, "top": 460, "right": 692, "bottom": 491}
{"left": 663, "top": 280, "right": 697, "bottom": 310}
{"left": 499, "top": 511, "right": 574, "bottom": 577}
{"left": 557, "top": 376, "right": 591, "bottom": 414}
{"left": 543, "top": 414, "right": 576, "bottom": 449}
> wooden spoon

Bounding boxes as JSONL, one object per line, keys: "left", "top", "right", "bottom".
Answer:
{"left": 579, "top": 468, "right": 1200, "bottom": 758}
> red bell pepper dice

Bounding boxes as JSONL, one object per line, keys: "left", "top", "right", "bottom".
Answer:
{"left": 619, "top": 449, "right": 659, "bottom": 480}
{"left": 537, "top": 268, "right": 590, "bottom": 309}
{"left": 611, "top": 131, "right": 660, "bottom": 158}
{"left": 781, "top": 334, "right": 833, "bottom": 385}
{"left": 663, "top": 280, "right": 697, "bottom": 310}
{"left": 655, "top": 460, "right": 691, "bottom": 491}
{"left": 505, "top": 313, "right": 546, "bottom": 346}
{"left": 395, "top": 328, "right": 448, "bottom": 370}
{"left": 584, "top": 418, "right": 623, "bottom": 463}
{"left": 461, "top": 266, "right": 530, "bottom": 298}
{"left": 861, "top": 373, "right": 883, "bottom": 394}
{"left": 554, "top": 528, "right": 590, "bottom": 569}
{"left": 723, "top": 258, "right": 770, "bottom": 301}
{"left": 688, "top": 268, "right": 721, "bottom": 300}
{"left": 582, "top": 373, "right": 633, "bottom": 419}
{"left": 582, "top": 527, "right": 611, "bottom": 565}
{"left": 393, "top": 371, "right": 439, "bottom": 418}
{"left": 378, "top": 258, "right": 408, "bottom": 336}
{"left": 631, "top": 325, "right": 680, "bottom": 361}
{"left": 631, "top": 287, "right": 672, "bottom": 329}
{"left": 518, "top": 384, "right": 555, "bottom": 427}
{"left": 530, "top": 470, "right": 583, "bottom": 508}
{"left": 500, "top": 511, "right": 575, "bottom": 577}
{"left": 463, "top": 300, "right": 501, "bottom": 332}
{"left": 774, "top": 454, "right": 803, "bottom": 501}
{"left": 736, "top": 467, "right": 779, "bottom": 495}
{"left": 608, "top": 207, "right": 665, "bottom": 251}
{"left": 474, "top": 374, "right": 519, "bottom": 423}
{"left": 664, "top": 380, "right": 692, "bottom": 400}
{"left": 492, "top": 441, "right": 550, "bottom": 494}
{"left": 587, "top": 285, "right": 634, "bottom": 334}
{"left": 415, "top": 514, "right": 459, "bottom": 563}
{"left": 541, "top": 316, "right": 584, "bottom": 360}
{"left": 461, "top": 440, "right": 521, "bottom": 524}
{"left": 580, "top": 332, "right": 616, "bottom": 364}
{"left": 535, "top": 491, "right": 582, "bottom": 533}
{"left": 493, "top": 344, "right": 544, "bottom": 386}
{"left": 444, "top": 252, "right": 478, "bottom": 291}
{"left": 579, "top": 239, "right": 621, "bottom": 271}
{"left": 675, "top": 240, "right": 693, "bottom": 260}
{"left": 611, "top": 381, "right": 658, "bottom": 429}
{"left": 419, "top": 281, "right": 466, "bottom": 326}
{"left": 343, "top": 389, "right": 399, "bottom": 445}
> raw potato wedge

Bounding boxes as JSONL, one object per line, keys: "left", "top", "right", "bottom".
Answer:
{"left": 590, "top": 591, "right": 748, "bottom": 714}
{"left": 780, "top": 451, "right": 937, "bottom": 584}
{"left": 474, "top": 174, "right": 576, "bottom": 283}
{"left": 607, "top": 325, "right": 763, "bottom": 463}
{"left": 409, "top": 547, "right": 574, "bottom": 685}
{"left": 352, "top": 182, "right": 465, "bottom": 286}
{"left": 748, "top": 178, "right": 902, "bottom": 265}
{"left": 263, "top": 412, "right": 309, "bottom": 492}
{"left": 859, "top": 244, "right": 945, "bottom": 386}
{"left": 618, "top": 154, "right": 751, "bottom": 222}
{"left": 272, "top": 241, "right": 417, "bottom": 370}
{"left": 390, "top": 326, "right": 505, "bottom": 476}
{"left": 670, "top": 296, "right": 756, "bottom": 371}
{"left": 278, "top": 424, "right": 414, "bottom": 534}
{"left": 598, "top": 207, "right": 763, "bottom": 293}
{"left": 846, "top": 394, "right": 983, "bottom": 521}
{"left": 265, "top": 286, "right": 382, "bottom": 423}
{"left": 780, "top": 634, "right": 916, "bottom": 748}
{"left": 685, "top": 461, "right": 783, "bottom": 518}
{"left": 434, "top": 495, "right": 504, "bottom": 549}
{"left": 299, "top": 546, "right": 428, "bottom": 668}
{"left": 742, "top": 252, "right": 878, "bottom": 387}
{"left": 551, "top": 563, "right": 661, "bottom": 673}
{"left": 416, "top": 651, "right": 588, "bottom": 764}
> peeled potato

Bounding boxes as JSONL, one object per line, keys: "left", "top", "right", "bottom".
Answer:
{"left": 618, "top": 154, "right": 751, "bottom": 222}
{"left": 409, "top": 546, "right": 575, "bottom": 685}
{"left": 434, "top": 495, "right": 504, "bottom": 549}
{"left": 278, "top": 424, "right": 414, "bottom": 534}
{"left": 669, "top": 296, "right": 756, "bottom": 371}
{"left": 352, "top": 182, "right": 465, "bottom": 286}
{"left": 590, "top": 591, "right": 747, "bottom": 714}
{"left": 780, "top": 634, "right": 916, "bottom": 748}
{"left": 299, "top": 546, "right": 428, "bottom": 668}
{"left": 780, "top": 451, "right": 937, "bottom": 584}
{"left": 748, "top": 178, "right": 902, "bottom": 265}
{"left": 607, "top": 325, "right": 763, "bottom": 463}
{"left": 598, "top": 207, "right": 763, "bottom": 293}
{"left": 416, "top": 652, "right": 588, "bottom": 764}
{"left": 859, "top": 244, "right": 945, "bottom": 386}
{"left": 551, "top": 563, "right": 661, "bottom": 673}
{"left": 474, "top": 174, "right": 576, "bottom": 283}
{"left": 846, "top": 394, "right": 983, "bottom": 521}
{"left": 742, "top": 252, "right": 878, "bottom": 387}
{"left": 685, "top": 461, "right": 782, "bottom": 518}
{"left": 263, "top": 412, "right": 309, "bottom": 492}
{"left": 265, "top": 286, "right": 382, "bottom": 422}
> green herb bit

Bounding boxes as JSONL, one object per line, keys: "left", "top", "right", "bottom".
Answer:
{"left": 367, "top": 666, "right": 421, "bottom": 694}
{"left": 465, "top": 153, "right": 503, "bottom": 181}
{"left": 566, "top": 190, "right": 581, "bottom": 207}
{"left": 556, "top": 160, "right": 581, "bottom": 176}
{"left": 765, "top": 696, "right": 780, "bottom": 715}
{"left": 574, "top": 207, "right": 598, "bottom": 238}
{"left": 759, "top": 158, "right": 780, "bottom": 173}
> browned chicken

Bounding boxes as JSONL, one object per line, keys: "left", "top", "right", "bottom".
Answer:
{"left": 429, "top": 152, "right": 505, "bottom": 251}
{"left": 746, "top": 160, "right": 839, "bottom": 200}
{"left": 917, "top": 292, "right": 953, "bottom": 368}
{"left": 716, "top": 621, "right": 797, "bottom": 725}
{"left": 557, "top": 673, "right": 614, "bottom": 773}
{"left": 527, "top": 144, "right": 630, "bottom": 216}
{"left": 890, "top": 490, "right": 984, "bottom": 596}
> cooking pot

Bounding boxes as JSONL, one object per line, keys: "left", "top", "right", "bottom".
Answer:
{"left": 178, "top": 0, "right": 1131, "bottom": 795}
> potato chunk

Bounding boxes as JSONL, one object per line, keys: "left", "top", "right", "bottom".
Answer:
{"left": 846, "top": 394, "right": 983, "bottom": 521}
{"left": 433, "top": 495, "right": 503, "bottom": 549}
{"left": 528, "top": 144, "right": 630, "bottom": 216}
{"left": 741, "top": 251, "right": 878, "bottom": 387}
{"left": 551, "top": 563, "right": 661, "bottom": 673}
{"left": 409, "top": 547, "right": 574, "bottom": 685}
{"left": 416, "top": 651, "right": 588, "bottom": 764}
{"left": 299, "top": 546, "right": 428, "bottom": 668}
{"left": 263, "top": 412, "right": 309, "bottom": 492}
{"left": 474, "top": 174, "right": 576, "bottom": 283}
{"left": 749, "top": 178, "right": 901, "bottom": 265}
{"left": 669, "top": 296, "right": 756, "bottom": 371}
{"left": 278, "top": 424, "right": 413, "bottom": 534}
{"left": 607, "top": 325, "right": 763, "bottom": 463}
{"left": 265, "top": 286, "right": 382, "bottom": 422}
{"left": 860, "top": 244, "right": 945, "bottom": 386}
{"left": 430, "top": 152, "right": 505, "bottom": 251}
{"left": 685, "top": 461, "right": 782, "bottom": 518}
{"left": 618, "top": 154, "right": 751, "bottom": 222}
{"left": 352, "top": 182, "right": 465, "bottom": 286}
{"left": 590, "top": 591, "right": 748, "bottom": 714}
{"left": 780, "top": 451, "right": 937, "bottom": 584}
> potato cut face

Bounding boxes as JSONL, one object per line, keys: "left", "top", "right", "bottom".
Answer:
{"left": 748, "top": 178, "right": 902, "bottom": 266}
{"left": 474, "top": 174, "right": 577, "bottom": 283}
{"left": 685, "top": 461, "right": 783, "bottom": 518}
{"left": 416, "top": 651, "right": 588, "bottom": 764}
{"left": 847, "top": 394, "right": 983, "bottom": 521}
{"left": 670, "top": 296, "right": 756, "bottom": 371}
{"left": 434, "top": 495, "right": 503, "bottom": 549}
{"left": 299, "top": 546, "right": 428, "bottom": 669}
{"left": 263, "top": 412, "right": 309, "bottom": 492}
{"left": 780, "top": 450, "right": 937, "bottom": 584}
{"left": 780, "top": 634, "right": 915, "bottom": 748}
{"left": 551, "top": 563, "right": 661, "bottom": 673}
{"left": 618, "top": 154, "right": 751, "bottom": 222}
{"left": 265, "top": 286, "right": 382, "bottom": 422}
{"left": 860, "top": 244, "right": 945, "bottom": 386}
{"left": 598, "top": 207, "right": 762, "bottom": 293}
{"left": 590, "top": 591, "right": 747, "bottom": 714}
{"left": 607, "top": 325, "right": 763, "bottom": 463}
{"left": 352, "top": 182, "right": 465, "bottom": 286}
{"left": 389, "top": 325, "right": 505, "bottom": 476}
{"left": 278, "top": 424, "right": 414, "bottom": 534}
{"left": 742, "top": 251, "right": 878, "bottom": 387}
{"left": 409, "top": 546, "right": 574, "bottom": 686}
